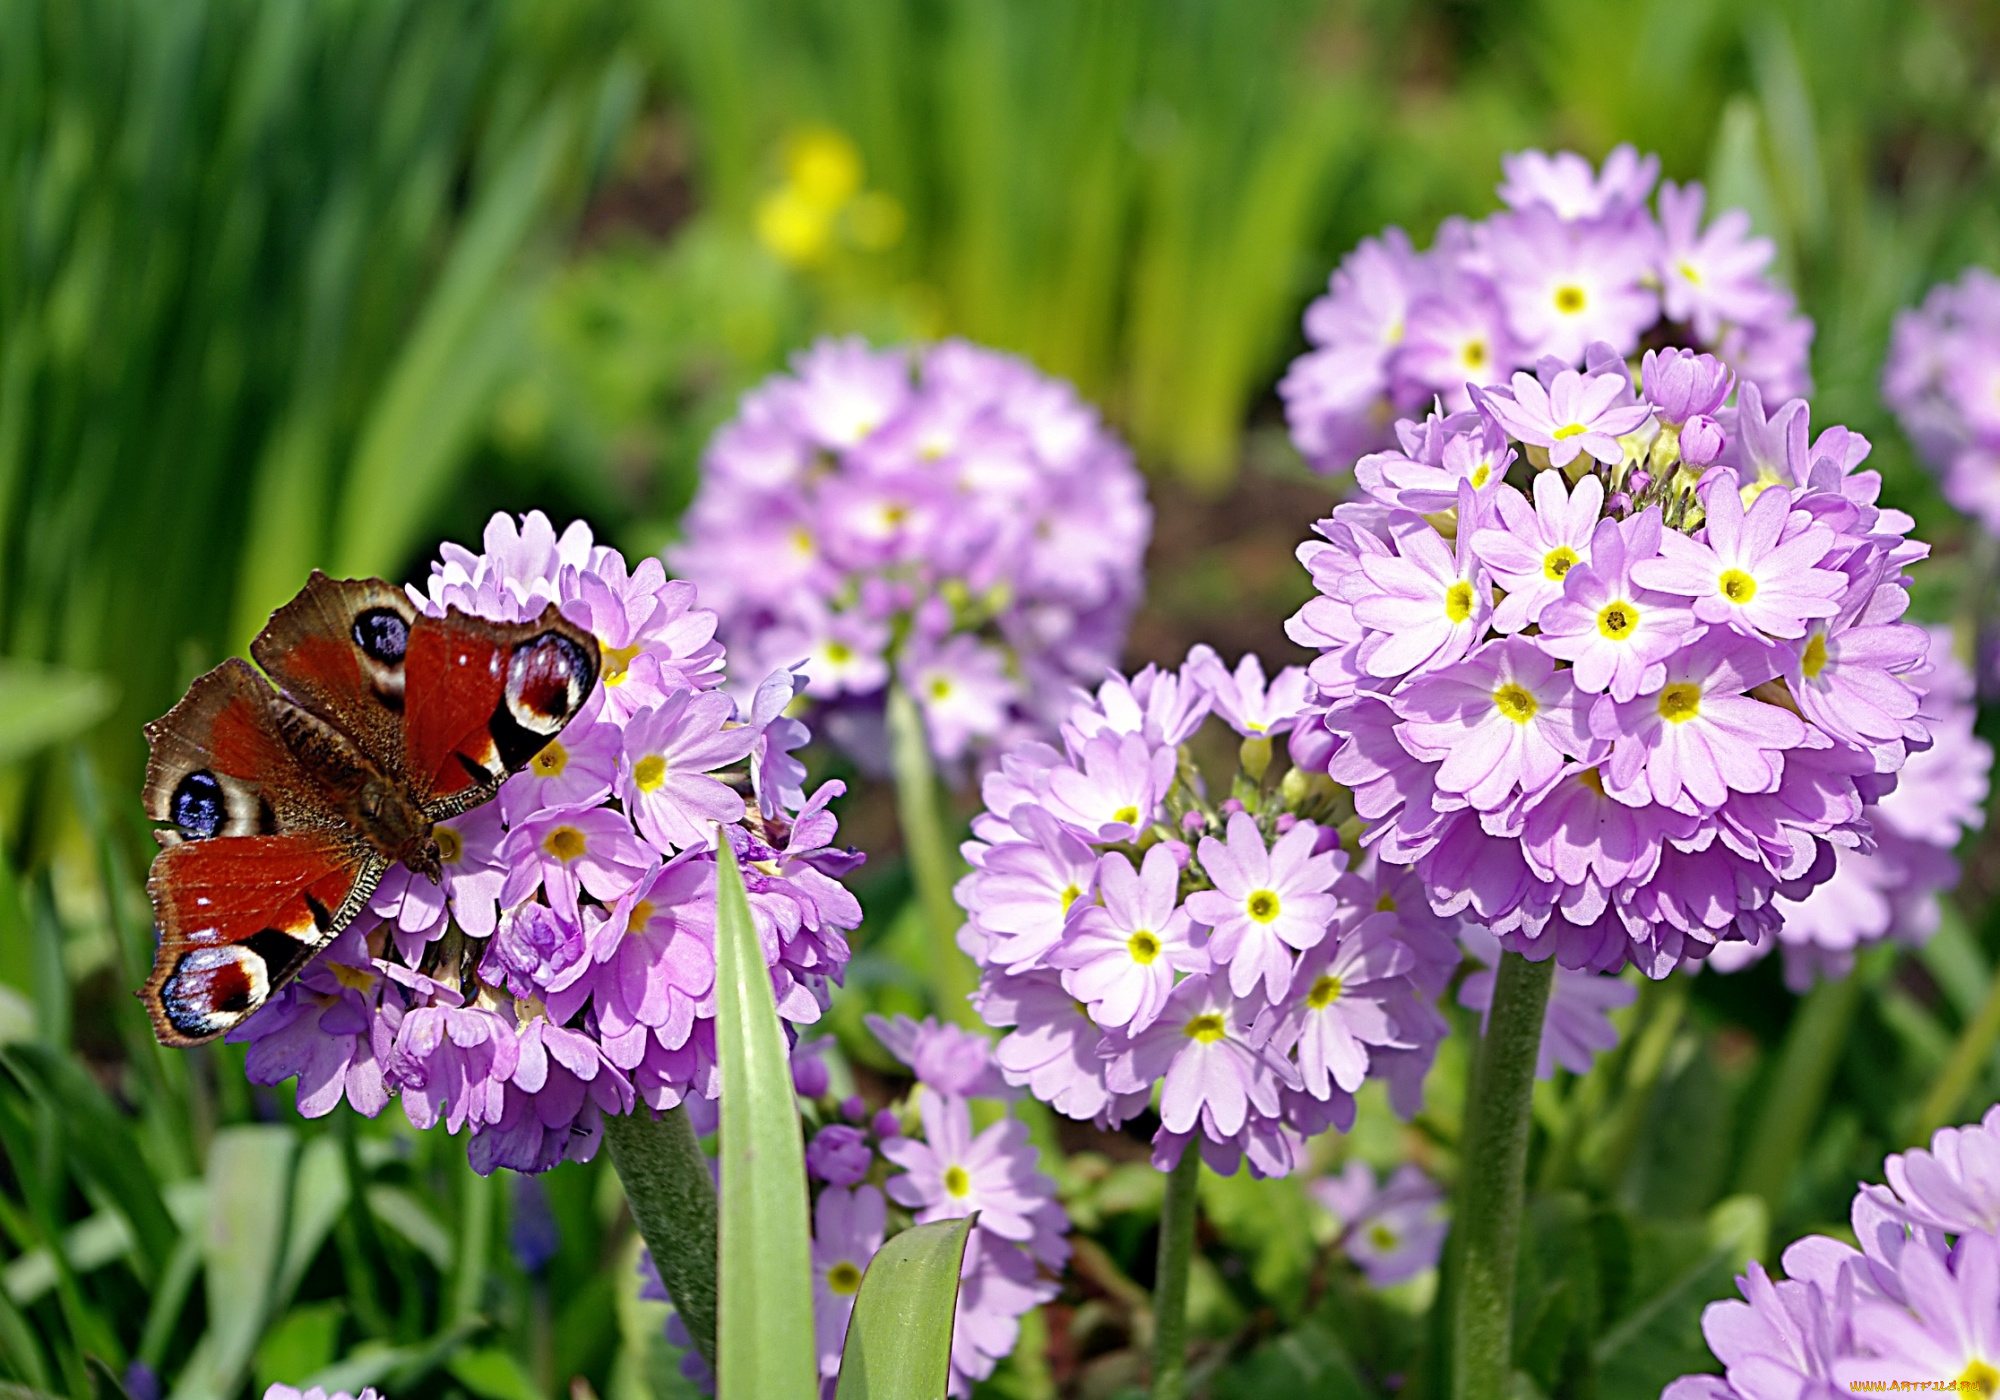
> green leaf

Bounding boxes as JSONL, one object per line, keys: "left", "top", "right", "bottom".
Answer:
{"left": 0, "top": 662, "right": 114, "bottom": 766}
{"left": 713, "top": 839, "right": 816, "bottom": 1400}
{"left": 168, "top": 1126, "right": 296, "bottom": 1400}
{"left": 448, "top": 1348, "right": 547, "bottom": 1400}
{"left": 833, "top": 1216, "right": 973, "bottom": 1400}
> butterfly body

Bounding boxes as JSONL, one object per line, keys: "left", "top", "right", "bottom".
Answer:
{"left": 139, "top": 572, "right": 600, "bottom": 1046}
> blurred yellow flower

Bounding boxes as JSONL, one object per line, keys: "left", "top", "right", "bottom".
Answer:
{"left": 757, "top": 184, "right": 833, "bottom": 265}
{"left": 786, "top": 127, "right": 862, "bottom": 210}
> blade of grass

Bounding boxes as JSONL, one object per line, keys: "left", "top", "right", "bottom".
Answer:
{"left": 832, "top": 1215, "right": 974, "bottom": 1400}
{"left": 713, "top": 837, "right": 816, "bottom": 1400}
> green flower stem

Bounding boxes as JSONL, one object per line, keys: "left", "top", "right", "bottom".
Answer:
{"left": 886, "top": 685, "right": 979, "bottom": 1025}
{"left": 1150, "top": 1138, "right": 1202, "bottom": 1400}
{"left": 603, "top": 1104, "right": 719, "bottom": 1368}
{"left": 1914, "top": 947, "right": 2000, "bottom": 1145}
{"left": 1451, "top": 950, "right": 1554, "bottom": 1400}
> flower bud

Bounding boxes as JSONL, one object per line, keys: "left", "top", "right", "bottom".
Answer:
{"left": 1680, "top": 414, "right": 1725, "bottom": 467}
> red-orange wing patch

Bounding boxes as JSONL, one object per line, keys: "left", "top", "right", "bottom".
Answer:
{"left": 141, "top": 832, "right": 383, "bottom": 1046}
{"left": 402, "top": 605, "right": 600, "bottom": 817}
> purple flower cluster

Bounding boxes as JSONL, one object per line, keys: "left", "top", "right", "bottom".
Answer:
{"left": 668, "top": 337, "right": 1151, "bottom": 769}
{"left": 1282, "top": 146, "right": 1813, "bottom": 476}
{"left": 230, "top": 512, "right": 863, "bottom": 1174}
{"left": 1667, "top": 1106, "right": 2000, "bottom": 1397}
{"left": 959, "top": 647, "right": 1462, "bottom": 1179}
{"left": 1708, "top": 628, "right": 1991, "bottom": 989}
{"left": 1292, "top": 345, "right": 1939, "bottom": 977}
{"left": 1884, "top": 265, "right": 2000, "bottom": 532}
{"left": 1310, "top": 1159, "right": 1449, "bottom": 1288}
{"left": 801, "top": 1017, "right": 1067, "bottom": 1398}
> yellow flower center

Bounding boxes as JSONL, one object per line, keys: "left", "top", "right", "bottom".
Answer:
{"left": 1719, "top": 568, "right": 1758, "bottom": 605}
{"left": 544, "top": 826, "right": 587, "bottom": 861}
{"left": 1493, "top": 683, "right": 1538, "bottom": 724}
{"left": 1127, "top": 930, "right": 1162, "bottom": 965}
{"left": 1111, "top": 805, "right": 1139, "bottom": 826}
{"left": 943, "top": 1165, "right": 971, "bottom": 1197}
{"left": 1543, "top": 546, "right": 1578, "bottom": 581}
{"left": 928, "top": 676, "right": 952, "bottom": 700}
{"left": 1462, "top": 338, "right": 1488, "bottom": 369}
{"left": 1306, "top": 975, "right": 1343, "bottom": 1009}
{"left": 1676, "top": 259, "right": 1702, "bottom": 285}
{"left": 1801, "top": 632, "right": 1829, "bottom": 680}
{"left": 1184, "top": 1013, "right": 1227, "bottom": 1043}
{"left": 790, "top": 526, "right": 815, "bottom": 557}
{"left": 632, "top": 754, "right": 667, "bottom": 792}
{"left": 1375, "top": 893, "right": 1397, "bottom": 913}
{"left": 602, "top": 642, "right": 642, "bottom": 686}
{"left": 1059, "top": 882, "right": 1082, "bottom": 914}
{"left": 530, "top": 741, "right": 568, "bottom": 778}
{"left": 825, "top": 639, "right": 854, "bottom": 664}
{"left": 435, "top": 826, "right": 464, "bottom": 864}
{"left": 627, "top": 899, "right": 657, "bottom": 935}
{"left": 827, "top": 1260, "right": 863, "bottom": 1295}
{"left": 1553, "top": 423, "right": 1588, "bottom": 440}
{"left": 1597, "top": 600, "right": 1638, "bottom": 640}
{"left": 1444, "top": 581, "right": 1475, "bottom": 623}
{"left": 1658, "top": 683, "right": 1702, "bottom": 724}
{"left": 1367, "top": 1223, "right": 1399, "bottom": 1250}
{"left": 1554, "top": 284, "right": 1586, "bottom": 314}
{"left": 1470, "top": 463, "right": 1491, "bottom": 488}
{"left": 1577, "top": 766, "right": 1606, "bottom": 796}
{"left": 1247, "top": 890, "right": 1281, "bottom": 924}
{"left": 1959, "top": 1359, "right": 1999, "bottom": 1396}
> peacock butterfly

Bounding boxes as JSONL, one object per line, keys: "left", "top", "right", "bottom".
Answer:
{"left": 138, "top": 571, "right": 600, "bottom": 1046}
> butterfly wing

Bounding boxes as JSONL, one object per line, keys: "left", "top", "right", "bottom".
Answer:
{"left": 401, "top": 605, "right": 601, "bottom": 818}
{"left": 249, "top": 571, "right": 417, "bottom": 783}
{"left": 140, "top": 658, "right": 385, "bottom": 1046}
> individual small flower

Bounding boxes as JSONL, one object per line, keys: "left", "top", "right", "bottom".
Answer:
{"left": 1392, "top": 637, "right": 1596, "bottom": 812}
{"left": 1876, "top": 1104, "right": 2000, "bottom": 1237}
{"left": 1630, "top": 474, "right": 1844, "bottom": 639}
{"left": 1835, "top": 1233, "right": 2000, "bottom": 1394}
{"left": 812, "top": 1185, "right": 887, "bottom": 1380}
{"left": 867, "top": 1013, "right": 1012, "bottom": 1099}
{"left": 1470, "top": 471, "right": 1605, "bottom": 634}
{"left": 1103, "top": 975, "right": 1296, "bottom": 1144}
{"left": 1270, "top": 921, "right": 1420, "bottom": 1098}
{"left": 1311, "top": 1161, "right": 1449, "bottom": 1287}
{"left": 261, "top": 1387, "right": 381, "bottom": 1400}
{"left": 1640, "top": 347, "right": 1735, "bottom": 427}
{"left": 1537, "top": 510, "right": 1699, "bottom": 703}
{"left": 1051, "top": 845, "right": 1205, "bottom": 1032}
{"left": 807, "top": 1124, "right": 875, "bottom": 1186}
{"left": 1346, "top": 491, "right": 1492, "bottom": 680}
{"left": 882, "top": 1088, "right": 1053, "bottom": 1244}
{"left": 1458, "top": 925, "right": 1635, "bottom": 1079}
{"left": 498, "top": 804, "right": 652, "bottom": 924}
{"left": 1481, "top": 209, "right": 1659, "bottom": 367}
{"left": 1186, "top": 646, "right": 1313, "bottom": 737}
{"left": 616, "top": 690, "right": 759, "bottom": 851}
{"left": 903, "top": 633, "right": 1015, "bottom": 764}
{"left": 1597, "top": 633, "right": 1807, "bottom": 811}
{"left": 1475, "top": 367, "right": 1653, "bottom": 468}
{"left": 1186, "top": 814, "right": 1342, "bottom": 1002}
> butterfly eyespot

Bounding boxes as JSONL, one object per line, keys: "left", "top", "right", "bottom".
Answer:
{"left": 172, "top": 770, "right": 226, "bottom": 840}
{"left": 160, "top": 945, "right": 270, "bottom": 1038}
{"left": 506, "top": 634, "right": 592, "bottom": 736}
{"left": 352, "top": 608, "right": 410, "bottom": 663}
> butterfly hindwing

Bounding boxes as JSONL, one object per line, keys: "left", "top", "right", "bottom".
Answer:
{"left": 402, "top": 607, "right": 600, "bottom": 816}
{"left": 140, "top": 657, "right": 383, "bottom": 1045}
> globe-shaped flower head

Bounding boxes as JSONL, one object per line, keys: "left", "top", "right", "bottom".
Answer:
{"left": 1290, "top": 342, "right": 1940, "bottom": 977}
{"left": 669, "top": 337, "right": 1151, "bottom": 768}
{"left": 1281, "top": 144, "right": 1814, "bottom": 475}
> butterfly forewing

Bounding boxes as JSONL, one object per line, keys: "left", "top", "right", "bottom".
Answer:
{"left": 250, "top": 572, "right": 417, "bottom": 783}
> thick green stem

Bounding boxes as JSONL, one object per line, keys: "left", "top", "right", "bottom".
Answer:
{"left": 1150, "top": 1139, "right": 1202, "bottom": 1400}
{"left": 1914, "top": 952, "right": 2000, "bottom": 1145}
{"left": 886, "top": 685, "right": 979, "bottom": 1025}
{"left": 604, "top": 1105, "right": 719, "bottom": 1368}
{"left": 1451, "top": 951, "right": 1553, "bottom": 1400}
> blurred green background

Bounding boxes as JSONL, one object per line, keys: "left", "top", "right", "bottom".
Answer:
{"left": 5, "top": 0, "right": 2000, "bottom": 1397}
